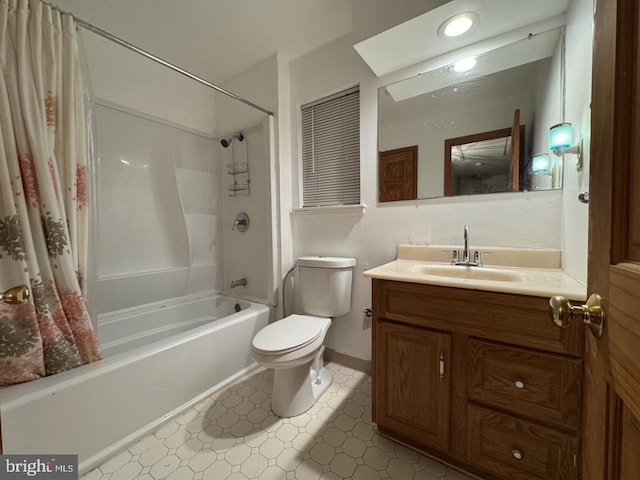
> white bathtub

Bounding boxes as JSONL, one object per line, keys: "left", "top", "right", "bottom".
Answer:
{"left": 0, "top": 293, "right": 269, "bottom": 474}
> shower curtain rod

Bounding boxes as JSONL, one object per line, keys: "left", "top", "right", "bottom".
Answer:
{"left": 43, "top": 1, "right": 275, "bottom": 117}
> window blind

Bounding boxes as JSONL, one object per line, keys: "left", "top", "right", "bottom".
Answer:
{"left": 301, "top": 87, "right": 360, "bottom": 207}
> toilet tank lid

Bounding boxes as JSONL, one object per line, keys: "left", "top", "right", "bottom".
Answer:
{"left": 297, "top": 256, "right": 356, "bottom": 268}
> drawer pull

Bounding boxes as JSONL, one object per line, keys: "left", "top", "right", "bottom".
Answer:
{"left": 439, "top": 353, "right": 445, "bottom": 380}
{"left": 514, "top": 380, "right": 525, "bottom": 389}
{"left": 512, "top": 449, "right": 523, "bottom": 460}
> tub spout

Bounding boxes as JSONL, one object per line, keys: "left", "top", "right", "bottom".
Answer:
{"left": 230, "top": 278, "right": 247, "bottom": 288}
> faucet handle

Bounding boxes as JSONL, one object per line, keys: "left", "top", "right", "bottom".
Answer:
{"left": 473, "top": 250, "right": 492, "bottom": 266}
{"left": 451, "top": 250, "right": 459, "bottom": 264}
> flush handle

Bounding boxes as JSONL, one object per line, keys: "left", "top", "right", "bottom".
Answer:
{"left": 549, "top": 294, "right": 605, "bottom": 338}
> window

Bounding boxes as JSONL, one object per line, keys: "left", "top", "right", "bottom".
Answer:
{"left": 301, "top": 86, "right": 360, "bottom": 207}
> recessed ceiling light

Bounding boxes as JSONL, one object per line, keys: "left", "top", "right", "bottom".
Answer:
{"left": 452, "top": 57, "right": 477, "bottom": 73}
{"left": 438, "top": 12, "right": 478, "bottom": 39}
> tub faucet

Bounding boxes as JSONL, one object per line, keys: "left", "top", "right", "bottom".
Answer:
{"left": 452, "top": 225, "right": 482, "bottom": 266}
{"left": 230, "top": 278, "right": 247, "bottom": 288}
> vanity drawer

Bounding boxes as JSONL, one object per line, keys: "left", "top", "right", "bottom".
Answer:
{"left": 373, "top": 280, "right": 583, "bottom": 356}
{"left": 468, "top": 340, "right": 582, "bottom": 430}
{"left": 468, "top": 405, "right": 578, "bottom": 480}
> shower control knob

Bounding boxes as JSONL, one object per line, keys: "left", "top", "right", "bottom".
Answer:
{"left": 232, "top": 212, "right": 250, "bottom": 232}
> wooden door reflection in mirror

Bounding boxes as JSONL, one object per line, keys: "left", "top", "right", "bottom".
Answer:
{"left": 444, "top": 125, "right": 525, "bottom": 196}
{"left": 379, "top": 145, "right": 418, "bottom": 202}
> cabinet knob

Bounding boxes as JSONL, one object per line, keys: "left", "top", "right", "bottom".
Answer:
{"left": 514, "top": 380, "right": 525, "bottom": 389}
{"left": 512, "top": 449, "right": 523, "bottom": 460}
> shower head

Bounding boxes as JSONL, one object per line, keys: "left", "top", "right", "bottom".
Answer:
{"left": 220, "top": 133, "right": 244, "bottom": 148}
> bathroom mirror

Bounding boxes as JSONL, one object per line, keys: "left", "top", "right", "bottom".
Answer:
{"left": 378, "top": 27, "right": 565, "bottom": 201}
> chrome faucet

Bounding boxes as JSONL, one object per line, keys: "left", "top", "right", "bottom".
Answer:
{"left": 452, "top": 225, "right": 482, "bottom": 266}
{"left": 230, "top": 278, "right": 247, "bottom": 288}
{"left": 463, "top": 224, "right": 470, "bottom": 263}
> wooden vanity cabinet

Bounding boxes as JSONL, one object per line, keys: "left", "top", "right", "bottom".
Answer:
{"left": 371, "top": 279, "right": 583, "bottom": 480}
{"left": 375, "top": 320, "right": 451, "bottom": 451}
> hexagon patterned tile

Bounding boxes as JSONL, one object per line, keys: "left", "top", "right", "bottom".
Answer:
{"left": 81, "top": 363, "right": 481, "bottom": 480}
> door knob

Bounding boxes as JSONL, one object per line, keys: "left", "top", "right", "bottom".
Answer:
{"left": 549, "top": 294, "right": 605, "bottom": 338}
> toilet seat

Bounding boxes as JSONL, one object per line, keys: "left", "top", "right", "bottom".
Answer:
{"left": 252, "top": 314, "right": 330, "bottom": 355}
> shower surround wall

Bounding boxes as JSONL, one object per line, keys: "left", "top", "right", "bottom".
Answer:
{"left": 95, "top": 102, "right": 221, "bottom": 316}
{"left": 219, "top": 119, "right": 277, "bottom": 305}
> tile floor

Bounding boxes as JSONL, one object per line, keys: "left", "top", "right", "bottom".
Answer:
{"left": 82, "top": 362, "right": 478, "bottom": 480}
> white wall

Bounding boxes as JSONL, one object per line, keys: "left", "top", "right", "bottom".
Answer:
{"left": 561, "top": 0, "right": 593, "bottom": 283}
{"left": 532, "top": 41, "right": 564, "bottom": 189}
{"left": 289, "top": 33, "right": 564, "bottom": 361}
{"left": 80, "top": 31, "right": 217, "bottom": 135}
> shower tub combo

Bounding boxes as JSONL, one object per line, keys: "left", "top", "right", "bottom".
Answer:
{"left": 0, "top": 292, "right": 269, "bottom": 474}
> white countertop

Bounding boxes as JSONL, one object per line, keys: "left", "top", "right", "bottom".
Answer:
{"left": 363, "top": 245, "right": 587, "bottom": 301}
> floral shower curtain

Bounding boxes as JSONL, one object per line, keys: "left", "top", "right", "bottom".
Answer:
{"left": 0, "top": 0, "right": 101, "bottom": 385}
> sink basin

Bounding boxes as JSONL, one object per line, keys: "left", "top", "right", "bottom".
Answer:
{"left": 411, "top": 264, "right": 525, "bottom": 282}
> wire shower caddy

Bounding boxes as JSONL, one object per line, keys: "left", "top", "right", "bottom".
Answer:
{"left": 225, "top": 132, "right": 250, "bottom": 196}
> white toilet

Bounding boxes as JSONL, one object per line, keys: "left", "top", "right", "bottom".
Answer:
{"left": 251, "top": 256, "right": 356, "bottom": 417}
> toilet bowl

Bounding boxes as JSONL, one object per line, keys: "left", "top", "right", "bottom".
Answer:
{"left": 252, "top": 314, "right": 332, "bottom": 417}
{"left": 251, "top": 256, "right": 355, "bottom": 417}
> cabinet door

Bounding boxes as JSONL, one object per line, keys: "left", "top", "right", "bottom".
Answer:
{"left": 375, "top": 320, "right": 451, "bottom": 451}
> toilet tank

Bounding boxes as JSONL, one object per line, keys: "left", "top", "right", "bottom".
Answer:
{"left": 297, "top": 256, "right": 356, "bottom": 317}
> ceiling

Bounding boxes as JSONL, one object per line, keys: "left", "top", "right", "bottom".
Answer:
{"left": 354, "top": 0, "right": 571, "bottom": 76}
{"left": 52, "top": 0, "right": 355, "bottom": 84}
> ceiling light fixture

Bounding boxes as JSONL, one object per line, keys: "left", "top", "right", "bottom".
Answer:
{"left": 438, "top": 12, "right": 478, "bottom": 39}
{"left": 452, "top": 57, "right": 477, "bottom": 73}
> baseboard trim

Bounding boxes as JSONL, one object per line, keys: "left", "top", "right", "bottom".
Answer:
{"left": 324, "top": 348, "right": 371, "bottom": 373}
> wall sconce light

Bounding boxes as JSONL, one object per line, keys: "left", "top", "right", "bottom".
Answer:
{"left": 532, "top": 153, "right": 551, "bottom": 173}
{"left": 549, "top": 122, "right": 583, "bottom": 172}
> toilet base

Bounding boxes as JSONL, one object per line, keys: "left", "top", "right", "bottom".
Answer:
{"left": 271, "top": 363, "right": 333, "bottom": 417}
